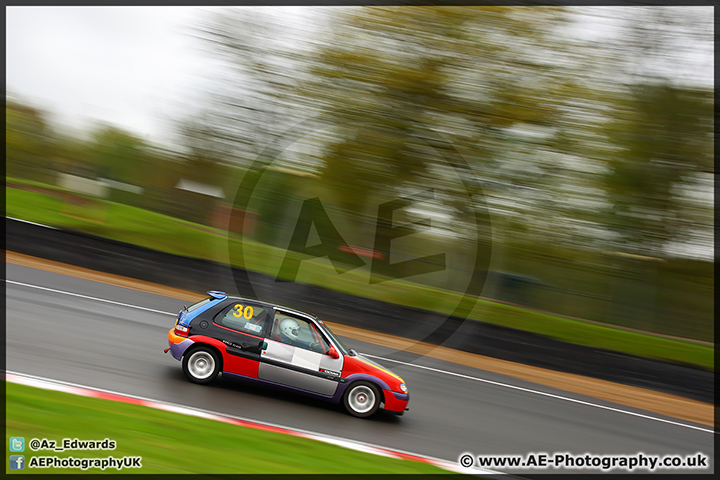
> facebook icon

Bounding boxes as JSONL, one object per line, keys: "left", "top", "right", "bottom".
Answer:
{"left": 10, "top": 455, "right": 25, "bottom": 470}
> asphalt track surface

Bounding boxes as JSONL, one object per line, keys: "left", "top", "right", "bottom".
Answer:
{"left": 6, "top": 263, "right": 715, "bottom": 475}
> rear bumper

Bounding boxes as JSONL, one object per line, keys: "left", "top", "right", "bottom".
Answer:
{"left": 167, "top": 328, "right": 194, "bottom": 361}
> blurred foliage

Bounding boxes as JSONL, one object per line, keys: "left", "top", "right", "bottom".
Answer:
{"left": 190, "top": 6, "right": 712, "bottom": 258}
{"left": 600, "top": 83, "right": 713, "bottom": 254}
{"left": 303, "top": 7, "right": 573, "bottom": 213}
{"left": 187, "top": 9, "right": 307, "bottom": 167}
{"left": 89, "top": 126, "right": 150, "bottom": 184}
{"left": 4, "top": 7, "right": 714, "bottom": 344}
{"left": 6, "top": 97, "right": 56, "bottom": 183}
{"left": 184, "top": 6, "right": 713, "bottom": 341}
{"left": 192, "top": 7, "right": 584, "bottom": 244}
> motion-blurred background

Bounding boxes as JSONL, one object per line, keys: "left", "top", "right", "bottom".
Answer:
{"left": 6, "top": 7, "right": 713, "bottom": 366}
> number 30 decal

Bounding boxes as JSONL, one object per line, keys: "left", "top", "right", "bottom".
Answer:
{"left": 232, "top": 304, "right": 254, "bottom": 319}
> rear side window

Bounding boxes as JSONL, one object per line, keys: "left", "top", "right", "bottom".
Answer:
{"left": 215, "top": 302, "right": 270, "bottom": 336}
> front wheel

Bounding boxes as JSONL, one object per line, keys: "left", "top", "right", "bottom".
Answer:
{"left": 182, "top": 347, "right": 220, "bottom": 384}
{"left": 343, "top": 381, "right": 381, "bottom": 418}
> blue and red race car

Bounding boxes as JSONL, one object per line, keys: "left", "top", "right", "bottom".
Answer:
{"left": 165, "top": 291, "right": 409, "bottom": 417}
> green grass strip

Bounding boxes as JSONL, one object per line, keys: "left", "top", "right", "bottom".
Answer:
{"left": 5, "top": 183, "right": 714, "bottom": 370}
{"left": 5, "top": 382, "right": 448, "bottom": 474}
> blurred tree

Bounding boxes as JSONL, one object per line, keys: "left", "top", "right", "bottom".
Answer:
{"left": 293, "top": 6, "right": 590, "bottom": 262}
{"left": 600, "top": 83, "right": 713, "bottom": 256}
{"left": 50, "top": 128, "right": 93, "bottom": 177}
{"left": 6, "top": 97, "right": 56, "bottom": 183}
{"left": 175, "top": 110, "right": 235, "bottom": 187}
{"left": 187, "top": 6, "right": 650, "bottom": 302}
{"left": 188, "top": 9, "right": 311, "bottom": 167}
{"left": 167, "top": 112, "right": 240, "bottom": 224}
{"left": 584, "top": 6, "right": 714, "bottom": 257}
{"left": 191, "top": 7, "right": 582, "bottom": 244}
{"left": 513, "top": 6, "right": 715, "bottom": 258}
{"left": 88, "top": 125, "right": 151, "bottom": 185}
{"left": 187, "top": 6, "right": 712, "bottom": 261}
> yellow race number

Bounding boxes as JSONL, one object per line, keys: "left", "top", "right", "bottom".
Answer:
{"left": 232, "top": 304, "right": 254, "bottom": 320}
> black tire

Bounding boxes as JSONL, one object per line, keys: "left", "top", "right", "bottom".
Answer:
{"left": 182, "top": 346, "right": 221, "bottom": 384}
{"left": 343, "top": 381, "right": 381, "bottom": 418}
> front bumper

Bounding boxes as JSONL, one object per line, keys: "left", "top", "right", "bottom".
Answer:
{"left": 382, "top": 390, "right": 409, "bottom": 413}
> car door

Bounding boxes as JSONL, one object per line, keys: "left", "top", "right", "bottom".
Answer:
{"left": 211, "top": 300, "right": 271, "bottom": 377}
{"left": 258, "top": 309, "right": 343, "bottom": 396}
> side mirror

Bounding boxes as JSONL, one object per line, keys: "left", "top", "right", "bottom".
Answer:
{"left": 327, "top": 346, "right": 340, "bottom": 359}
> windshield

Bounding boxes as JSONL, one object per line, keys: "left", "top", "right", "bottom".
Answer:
{"left": 317, "top": 321, "right": 350, "bottom": 356}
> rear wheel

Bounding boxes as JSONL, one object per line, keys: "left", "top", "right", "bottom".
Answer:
{"left": 182, "top": 347, "right": 220, "bottom": 384}
{"left": 343, "top": 381, "right": 381, "bottom": 418}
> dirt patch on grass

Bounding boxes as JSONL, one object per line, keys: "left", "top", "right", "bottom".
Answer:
{"left": 6, "top": 250, "right": 713, "bottom": 426}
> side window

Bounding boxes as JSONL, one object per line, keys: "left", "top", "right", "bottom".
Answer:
{"left": 271, "top": 313, "right": 330, "bottom": 354}
{"left": 215, "top": 302, "right": 269, "bottom": 336}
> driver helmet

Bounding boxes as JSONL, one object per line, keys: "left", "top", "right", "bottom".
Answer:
{"left": 279, "top": 318, "right": 300, "bottom": 341}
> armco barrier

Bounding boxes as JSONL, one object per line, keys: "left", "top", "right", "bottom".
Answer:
{"left": 5, "top": 217, "right": 713, "bottom": 403}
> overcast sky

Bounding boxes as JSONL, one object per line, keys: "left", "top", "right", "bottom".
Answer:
{"left": 7, "top": 7, "right": 219, "bottom": 143}
{"left": 6, "top": 6, "right": 713, "bottom": 146}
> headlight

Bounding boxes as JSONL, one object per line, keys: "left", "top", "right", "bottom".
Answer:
{"left": 400, "top": 383, "right": 408, "bottom": 393}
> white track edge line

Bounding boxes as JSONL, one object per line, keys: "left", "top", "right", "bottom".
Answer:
{"left": 6, "top": 280, "right": 174, "bottom": 316}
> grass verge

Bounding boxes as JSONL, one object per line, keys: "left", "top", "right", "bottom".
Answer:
{"left": 5, "top": 182, "right": 713, "bottom": 370}
{"left": 5, "top": 382, "right": 448, "bottom": 474}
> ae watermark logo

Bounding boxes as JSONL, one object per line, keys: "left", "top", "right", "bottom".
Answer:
{"left": 277, "top": 189, "right": 447, "bottom": 285}
{"left": 229, "top": 121, "right": 492, "bottom": 357}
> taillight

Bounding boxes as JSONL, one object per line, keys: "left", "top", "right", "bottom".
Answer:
{"left": 175, "top": 324, "right": 189, "bottom": 337}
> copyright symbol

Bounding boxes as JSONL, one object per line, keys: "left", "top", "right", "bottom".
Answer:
{"left": 30, "top": 438, "right": 40, "bottom": 450}
{"left": 459, "top": 453, "right": 474, "bottom": 468}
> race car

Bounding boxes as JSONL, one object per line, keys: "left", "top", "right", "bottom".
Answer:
{"left": 165, "top": 291, "right": 409, "bottom": 417}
